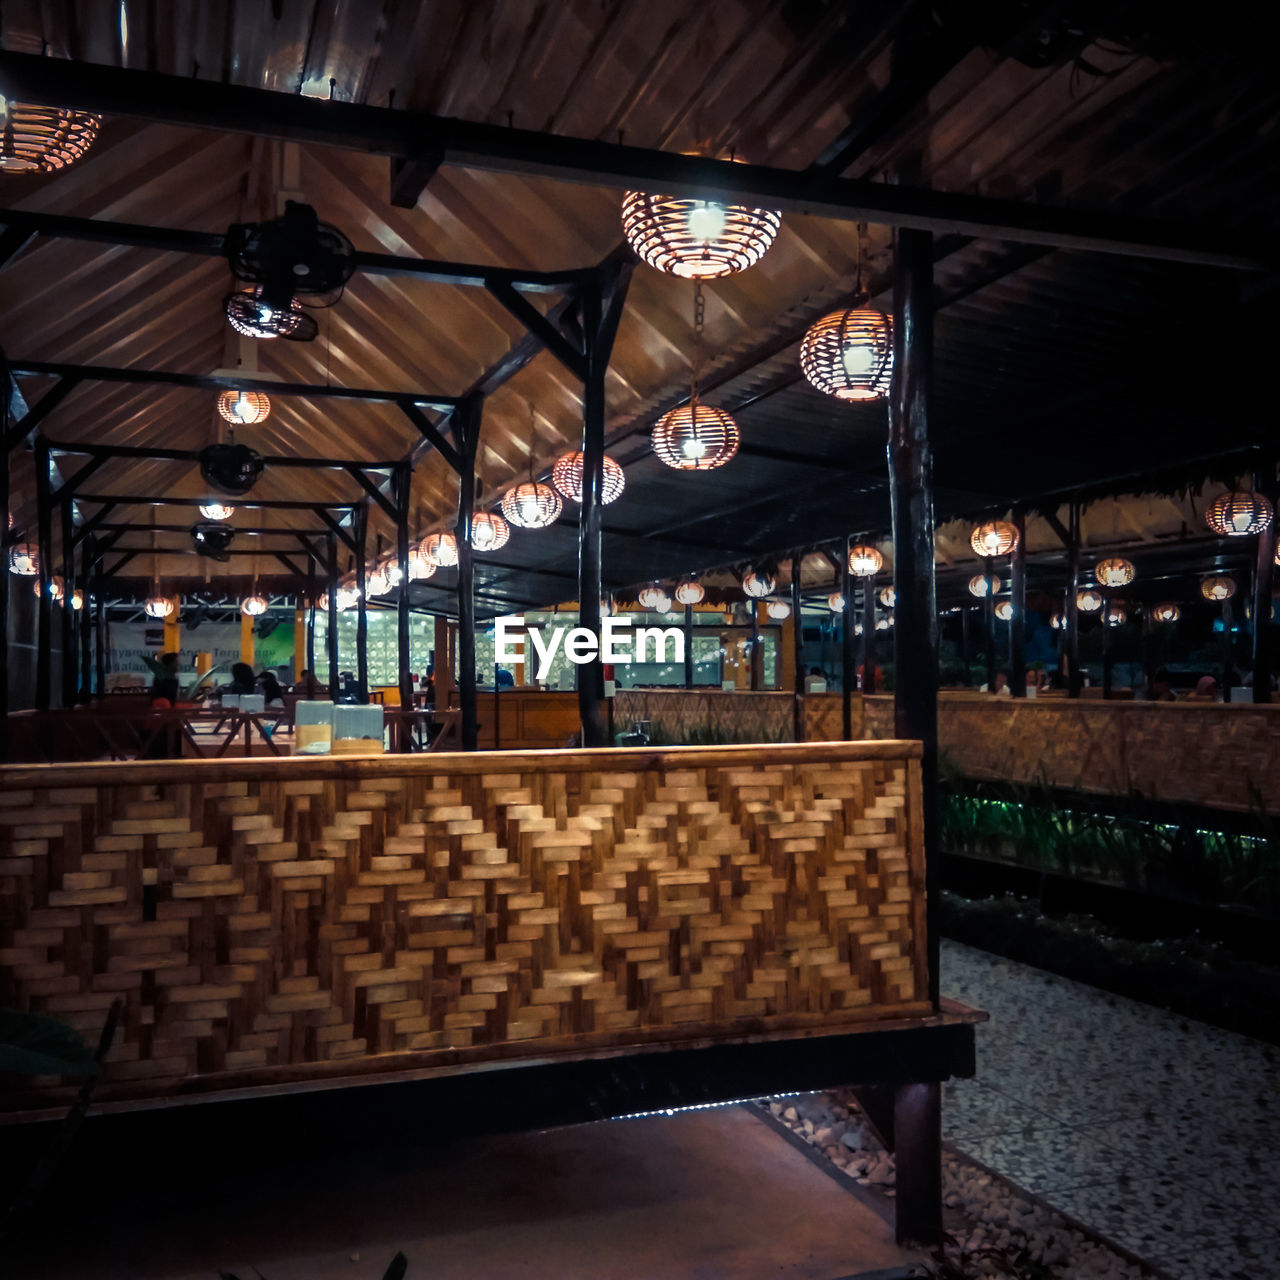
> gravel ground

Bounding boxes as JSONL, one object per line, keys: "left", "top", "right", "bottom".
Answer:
{"left": 763, "top": 1090, "right": 1163, "bottom": 1280}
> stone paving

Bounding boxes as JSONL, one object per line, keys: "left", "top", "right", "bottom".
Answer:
{"left": 942, "top": 940, "right": 1280, "bottom": 1280}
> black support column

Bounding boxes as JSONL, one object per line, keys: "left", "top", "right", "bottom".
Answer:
{"left": 326, "top": 531, "right": 339, "bottom": 690}
{"left": 395, "top": 461, "right": 413, "bottom": 718}
{"left": 35, "top": 437, "right": 53, "bottom": 711}
{"left": 92, "top": 540, "right": 106, "bottom": 701}
{"left": 1253, "top": 465, "right": 1277, "bottom": 703}
{"left": 683, "top": 604, "right": 694, "bottom": 688}
{"left": 886, "top": 226, "right": 941, "bottom": 1248}
{"left": 791, "top": 554, "right": 803, "bottom": 742}
{"left": 354, "top": 503, "right": 369, "bottom": 701}
{"left": 842, "top": 539, "right": 855, "bottom": 737}
{"left": 59, "top": 498, "right": 76, "bottom": 706}
{"left": 0, "top": 379, "right": 9, "bottom": 748}
{"left": 455, "top": 395, "right": 482, "bottom": 751}
{"left": 983, "top": 557, "right": 996, "bottom": 691}
{"left": 1009, "top": 512, "right": 1026, "bottom": 697}
{"left": 577, "top": 278, "right": 607, "bottom": 747}
{"left": 79, "top": 534, "right": 92, "bottom": 700}
{"left": 1066, "top": 503, "right": 1082, "bottom": 697}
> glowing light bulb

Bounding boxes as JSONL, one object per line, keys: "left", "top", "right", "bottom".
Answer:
{"left": 842, "top": 344, "right": 875, "bottom": 378}
{"left": 686, "top": 202, "right": 727, "bottom": 243}
{"left": 682, "top": 436, "right": 707, "bottom": 459}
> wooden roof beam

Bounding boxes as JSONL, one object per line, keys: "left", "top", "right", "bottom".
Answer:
{"left": 0, "top": 51, "right": 1267, "bottom": 270}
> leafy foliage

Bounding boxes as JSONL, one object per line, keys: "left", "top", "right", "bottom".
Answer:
{"left": 939, "top": 781, "right": 1280, "bottom": 914}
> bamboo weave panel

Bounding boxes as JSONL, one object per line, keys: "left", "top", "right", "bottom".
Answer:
{"left": 0, "top": 752, "right": 927, "bottom": 1104}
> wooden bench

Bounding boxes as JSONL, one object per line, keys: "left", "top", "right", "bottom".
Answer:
{"left": 0, "top": 740, "right": 981, "bottom": 1241}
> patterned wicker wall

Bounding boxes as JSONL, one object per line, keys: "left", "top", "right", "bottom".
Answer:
{"left": 614, "top": 689, "right": 794, "bottom": 744}
{"left": 0, "top": 743, "right": 928, "bottom": 1110}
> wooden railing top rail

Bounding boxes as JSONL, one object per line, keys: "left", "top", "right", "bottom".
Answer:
{"left": 0, "top": 738, "right": 922, "bottom": 788}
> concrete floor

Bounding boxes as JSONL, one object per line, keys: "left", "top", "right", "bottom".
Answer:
{"left": 10, "top": 1105, "right": 918, "bottom": 1280}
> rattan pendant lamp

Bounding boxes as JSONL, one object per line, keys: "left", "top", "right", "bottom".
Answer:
{"left": 501, "top": 405, "right": 563, "bottom": 530}
{"left": 143, "top": 519, "right": 173, "bottom": 619}
{"left": 0, "top": 95, "right": 100, "bottom": 173}
{"left": 653, "top": 284, "right": 740, "bottom": 471}
{"left": 800, "top": 225, "right": 893, "bottom": 402}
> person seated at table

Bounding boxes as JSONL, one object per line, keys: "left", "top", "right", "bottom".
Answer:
{"left": 992, "top": 671, "right": 1012, "bottom": 697}
{"left": 1185, "top": 674, "right": 1219, "bottom": 702}
{"left": 1148, "top": 667, "right": 1177, "bottom": 701}
{"left": 216, "top": 663, "right": 257, "bottom": 702}
{"left": 259, "top": 671, "right": 285, "bottom": 706}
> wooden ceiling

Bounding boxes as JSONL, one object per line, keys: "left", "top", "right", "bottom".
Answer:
{"left": 2, "top": 1, "right": 1274, "bottom": 615}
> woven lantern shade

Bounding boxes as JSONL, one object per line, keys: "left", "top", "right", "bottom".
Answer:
{"left": 407, "top": 547, "right": 437, "bottom": 580}
{"left": 847, "top": 545, "right": 883, "bottom": 577}
{"left": 994, "top": 601, "right": 1013, "bottom": 621}
{"left": 1104, "top": 605, "right": 1127, "bottom": 627}
{"left": 674, "top": 580, "right": 705, "bottom": 606}
{"left": 8, "top": 542, "right": 38, "bottom": 576}
{"left": 217, "top": 390, "right": 271, "bottom": 426}
{"left": 1201, "top": 575, "right": 1236, "bottom": 602}
{"left": 766, "top": 600, "right": 792, "bottom": 621}
{"left": 71, "top": 589, "right": 84, "bottom": 611}
{"left": 33, "top": 575, "right": 64, "bottom": 602}
{"left": 742, "top": 570, "right": 775, "bottom": 598}
{"left": 620, "top": 191, "right": 780, "bottom": 278}
{"left": 970, "top": 521, "right": 1019, "bottom": 557}
{"left": 0, "top": 100, "right": 100, "bottom": 173}
{"left": 198, "top": 502, "right": 235, "bottom": 521}
{"left": 878, "top": 585, "right": 896, "bottom": 608}
{"left": 652, "top": 404, "right": 740, "bottom": 471}
{"left": 637, "top": 584, "right": 667, "bottom": 610}
{"left": 421, "top": 532, "right": 459, "bottom": 567}
{"left": 1095, "top": 557, "right": 1136, "bottom": 588}
{"left": 501, "top": 482, "right": 562, "bottom": 530}
{"left": 365, "top": 566, "right": 391, "bottom": 598}
{"left": 827, "top": 592, "right": 845, "bottom": 613}
{"left": 1050, "top": 612, "right": 1065, "bottom": 630}
{"left": 471, "top": 512, "right": 511, "bottom": 553}
{"left": 1151, "top": 602, "right": 1181, "bottom": 623}
{"left": 337, "top": 583, "right": 360, "bottom": 611}
{"left": 800, "top": 309, "right": 893, "bottom": 401}
{"left": 876, "top": 615, "right": 894, "bottom": 631}
{"left": 383, "top": 560, "right": 404, "bottom": 588}
{"left": 1204, "top": 490, "right": 1274, "bottom": 536}
{"left": 1076, "top": 588, "right": 1104, "bottom": 613}
{"left": 144, "top": 595, "right": 174, "bottom": 619}
{"left": 968, "top": 574, "right": 992, "bottom": 598}
{"left": 551, "top": 451, "right": 626, "bottom": 504}
{"left": 240, "top": 594, "right": 268, "bottom": 617}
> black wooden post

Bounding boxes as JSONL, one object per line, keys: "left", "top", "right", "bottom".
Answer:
{"left": 1009, "top": 513, "right": 1026, "bottom": 697}
{"left": 93, "top": 540, "right": 106, "bottom": 701}
{"left": 1221, "top": 598, "right": 1234, "bottom": 700}
{"left": 861, "top": 580, "right": 876, "bottom": 693}
{"left": 749, "top": 601, "right": 761, "bottom": 691}
{"left": 1102, "top": 595, "right": 1115, "bottom": 698}
{"left": 842, "top": 538, "right": 855, "bottom": 736}
{"left": 887, "top": 226, "right": 942, "bottom": 1248}
{"left": 79, "top": 534, "right": 92, "bottom": 700}
{"left": 1066, "top": 503, "right": 1082, "bottom": 697}
{"left": 326, "top": 531, "right": 339, "bottom": 691}
{"left": 455, "top": 395, "right": 482, "bottom": 751}
{"left": 0, "top": 390, "right": 8, "bottom": 748}
{"left": 35, "top": 437, "right": 53, "bottom": 711}
{"left": 1253, "top": 468, "right": 1277, "bottom": 703}
{"left": 983, "top": 557, "right": 996, "bottom": 691}
{"left": 791, "top": 554, "right": 804, "bottom": 741}
{"left": 578, "top": 277, "right": 606, "bottom": 747}
{"left": 305, "top": 555, "right": 317, "bottom": 695}
{"left": 960, "top": 605, "right": 971, "bottom": 684}
{"left": 683, "top": 603, "right": 694, "bottom": 688}
{"left": 395, "top": 461, "right": 413, "bottom": 719}
{"left": 354, "top": 502, "right": 369, "bottom": 701}
{"left": 59, "top": 498, "right": 76, "bottom": 706}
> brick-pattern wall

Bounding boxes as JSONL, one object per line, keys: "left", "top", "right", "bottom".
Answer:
{"left": 0, "top": 744, "right": 928, "bottom": 1110}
